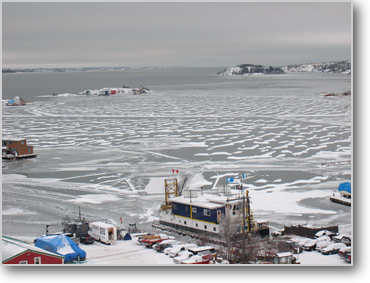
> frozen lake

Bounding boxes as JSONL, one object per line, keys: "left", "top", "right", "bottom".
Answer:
{"left": 2, "top": 69, "right": 351, "bottom": 236}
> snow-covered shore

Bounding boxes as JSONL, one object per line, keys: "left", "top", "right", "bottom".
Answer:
{"left": 11, "top": 227, "right": 351, "bottom": 266}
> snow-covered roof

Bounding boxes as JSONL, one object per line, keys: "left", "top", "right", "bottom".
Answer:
{"left": 2, "top": 235, "right": 64, "bottom": 262}
{"left": 169, "top": 193, "right": 242, "bottom": 209}
{"left": 275, "top": 252, "right": 293, "bottom": 258}
{"left": 2, "top": 137, "right": 26, "bottom": 142}
{"left": 90, "top": 221, "right": 116, "bottom": 228}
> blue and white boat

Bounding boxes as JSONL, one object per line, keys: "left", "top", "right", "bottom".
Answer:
{"left": 158, "top": 178, "right": 269, "bottom": 238}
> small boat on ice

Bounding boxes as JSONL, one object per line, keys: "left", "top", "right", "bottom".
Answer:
{"left": 6, "top": 96, "right": 27, "bottom": 106}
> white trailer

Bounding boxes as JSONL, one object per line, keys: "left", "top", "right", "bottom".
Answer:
{"left": 88, "top": 221, "right": 117, "bottom": 244}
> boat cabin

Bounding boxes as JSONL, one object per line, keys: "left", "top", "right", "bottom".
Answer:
{"left": 159, "top": 188, "right": 265, "bottom": 237}
{"left": 2, "top": 137, "right": 36, "bottom": 159}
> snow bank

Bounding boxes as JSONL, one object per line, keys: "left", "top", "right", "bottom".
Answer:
{"left": 188, "top": 173, "right": 212, "bottom": 189}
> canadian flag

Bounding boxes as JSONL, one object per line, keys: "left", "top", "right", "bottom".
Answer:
{"left": 172, "top": 169, "right": 179, "bottom": 173}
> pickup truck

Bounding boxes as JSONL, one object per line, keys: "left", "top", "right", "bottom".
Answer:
{"left": 80, "top": 234, "right": 95, "bottom": 244}
{"left": 139, "top": 233, "right": 175, "bottom": 248}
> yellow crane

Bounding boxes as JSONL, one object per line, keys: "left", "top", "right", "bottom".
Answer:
{"left": 161, "top": 178, "right": 178, "bottom": 210}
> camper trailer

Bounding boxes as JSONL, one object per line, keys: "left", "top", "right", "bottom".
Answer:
{"left": 88, "top": 222, "right": 117, "bottom": 244}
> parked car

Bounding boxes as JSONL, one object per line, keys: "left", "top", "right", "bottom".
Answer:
{"left": 333, "top": 234, "right": 351, "bottom": 246}
{"left": 164, "top": 243, "right": 185, "bottom": 255}
{"left": 153, "top": 240, "right": 177, "bottom": 252}
{"left": 181, "top": 254, "right": 211, "bottom": 264}
{"left": 315, "top": 241, "right": 332, "bottom": 252}
{"left": 168, "top": 243, "right": 198, "bottom": 257}
{"left": 315, "top": 235, "right": 331, "bottom": 243}
{"left": 315, "top": 230, "right": 336, "bottom": 238}
{"left": 321, "top": 243, "right": 347, "bottom": 255}
{"left": 338, "top": 246, "right": 351, "bottom": 258}
{"left": 80, "top": 234, "right": 94, "bottom": 244}
{"left": 140, "top": 234, "right": 175, "bottom": 248}
{"left": 343, "top": 253, "right": 351, "bottom": 263}
{"left": 302, "top": 239, "right": 317, "bottom": 251}
{"left": 173, "top": 251, "right": 194, "bottom": 264}
{"left": 188, "top": 246, "right": 216, "bottom": 256}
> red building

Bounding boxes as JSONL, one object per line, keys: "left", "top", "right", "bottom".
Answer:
{"left": 2, "top": 236, "right": 64, "bottom": 264}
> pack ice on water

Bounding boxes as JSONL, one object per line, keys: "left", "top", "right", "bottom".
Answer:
{"left": 2, "top": 69, "right": 351, "bottom": 236}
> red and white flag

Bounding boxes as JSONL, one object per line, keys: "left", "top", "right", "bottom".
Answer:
{"left": 172, "top": 169, "right": 179, "bottom": 173}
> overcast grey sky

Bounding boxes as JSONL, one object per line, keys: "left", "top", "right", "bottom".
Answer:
{"left": 2, "top": 1, "right": 352, "bottom": 68}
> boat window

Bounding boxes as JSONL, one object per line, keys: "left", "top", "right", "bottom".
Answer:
{"left": 204, "top": 225, "right": 207, "bottom": 230}
{"left": 204, "top": 209, "right": 211, "bottom": 216}
{"left": 192, "top": 207, "right": 197, "bottom": 213}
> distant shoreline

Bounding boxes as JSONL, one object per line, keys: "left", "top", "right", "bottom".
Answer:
{"left": 216, "top": 60, "right": 351, "bottom": 76}
{"left": 2, "top": 61, "right": 351, "bottom": 74}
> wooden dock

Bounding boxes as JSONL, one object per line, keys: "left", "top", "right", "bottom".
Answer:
{"left": 330, "top": 196, "right": 351, "bottom": 206}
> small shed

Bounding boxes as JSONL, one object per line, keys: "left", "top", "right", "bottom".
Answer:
{"left": 35, "top": 234, "right": 86, "bottom": 263}
{"left": 273, "top": 252, "right": 293, "bottom": 264}
{"left": 2, "top": 236, "right": 64, "bottom": 264}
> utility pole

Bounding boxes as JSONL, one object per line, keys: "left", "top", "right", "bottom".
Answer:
{"left": 242, "top": 191, "right": 246, "bottom": 264}
{"left": 247, "top": 190, "right": 251, "bottom": 234}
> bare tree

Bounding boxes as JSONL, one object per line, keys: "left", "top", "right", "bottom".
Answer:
{"left": 217, "top": 213, "right": 239, "bottom": 262}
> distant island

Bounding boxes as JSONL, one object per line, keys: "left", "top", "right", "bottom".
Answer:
{"left": 217, "top": 60, "right": 351, "bottom": 75}
{"left": 216, "top": 64, "right": 284, "bottom": 75}
{"left": 1, "top": 66, "right": 182, "bottom": 74}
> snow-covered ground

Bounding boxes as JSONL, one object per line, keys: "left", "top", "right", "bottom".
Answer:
{"left": 12, "top": 230, "right": 351, "bottom": 266}
{"left": 80, "top": 236, "right": 175, "bottom": 265}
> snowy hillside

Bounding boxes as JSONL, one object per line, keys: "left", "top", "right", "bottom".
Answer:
{"left": 282, "top": 61, "right": 351, "bottom": 74}
{"left": 217, "top": 61, "right": 351, "bottom": 75}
